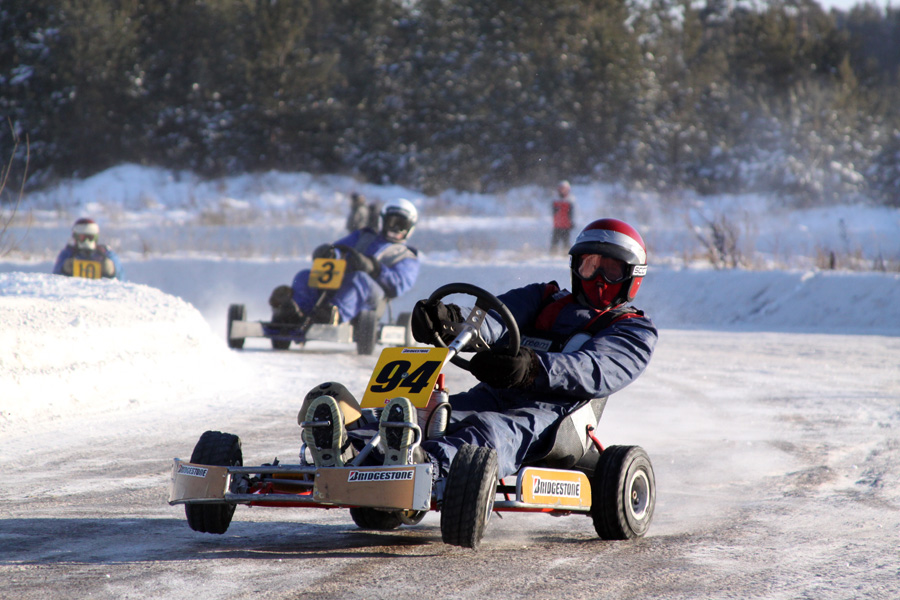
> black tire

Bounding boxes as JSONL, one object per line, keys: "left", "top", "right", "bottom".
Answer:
{"left": 591, "top": 445, "right": 655, "bottom": 540}
{"left": 227, "top": 304, "right": 246, "bottom": 350}
{"left": 396, "top": 311, "right": 413, "bottom": 346}
{"left": 271, "top": 336, "right": 291, "bottom": 350}
{"left": 184, "top": 431, "right": 242, "bottom": 534}
{"left": 440, "top": 444, "right": 499, "bottom": 549}
{"left": 349, "top": 507, "right": 404, "bottom": 530}
{"left": 355, "top": 309, "right": 378, "bottom": 355}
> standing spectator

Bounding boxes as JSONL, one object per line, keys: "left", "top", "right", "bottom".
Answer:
{"left": 550, "top": 180, "right": 575, "bottom": 254}
{"left": 346, "top": 192, "right": 370, "bottom": 233}
{"left": 365, "top": 198, "right": 382, "bottom": 230}
{"left": 53, "top": 218, "right": 123, "bottom": 280}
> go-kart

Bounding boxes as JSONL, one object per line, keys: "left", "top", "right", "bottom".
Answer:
{"left": 170, "top": 283, "right": 656, "bottom": 549}
{"left": 226, "top": 256, "right": 413, "bottom": 355}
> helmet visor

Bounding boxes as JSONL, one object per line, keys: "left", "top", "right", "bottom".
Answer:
{"left": 75, "top": 234, "right": 97, "bottom": 244}
{"left": 382, "top": 213, "right": 411, "bottom": 240}
{"left": 573, "top": 254, "right": 629, "bottom": 284}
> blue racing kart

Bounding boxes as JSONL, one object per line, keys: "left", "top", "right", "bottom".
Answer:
{"left": 226, "top": 256, "right": 412, "bottom": 354}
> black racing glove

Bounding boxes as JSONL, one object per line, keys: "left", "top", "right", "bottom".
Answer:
{"left": 469, "top": 347, "right": 539, "bottom": 389}
{"left": 410, "top": 299, "right": 463, "bottom": 345}
{"left": 341, "top": 247, "right": 381, "bottom": 277}
{"left": 312, "top": 244, "right": 336, "bottom": 259}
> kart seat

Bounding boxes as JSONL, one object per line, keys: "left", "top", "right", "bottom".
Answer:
{"left": 529, "top": 396, "right": 608, "bottom": 471}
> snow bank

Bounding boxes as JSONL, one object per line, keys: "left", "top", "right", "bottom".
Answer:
{"left": 0, "top": 273, "right": 245, "bottom": 430}
{"left": 641, "top": 267, "right": 900, "bottom": 334}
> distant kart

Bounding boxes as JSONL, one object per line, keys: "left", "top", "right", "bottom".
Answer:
{"left": 226, "top": 256, "right": 413, "bottom": 355}
{"left": 171, "top": 283, "right": 656, "bottom": 549}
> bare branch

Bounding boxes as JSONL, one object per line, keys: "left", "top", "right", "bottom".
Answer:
{"left": 686, "top": 210, "right": 743, "bottom": 269}
{"left": 1, "top": 119, "right": 31, "bottom": 257}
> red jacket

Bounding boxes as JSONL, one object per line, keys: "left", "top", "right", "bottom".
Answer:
{"left": 553, "top": 199, "right": 573, "bottom": 229}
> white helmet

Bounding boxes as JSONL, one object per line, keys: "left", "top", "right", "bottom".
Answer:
{"left": 380, "top": 198, "right": 418, "bottom": 242}
{"left": 72, "top": 218, "right": 100, "bottom": 252}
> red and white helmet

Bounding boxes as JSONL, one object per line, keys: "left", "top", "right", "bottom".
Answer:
{"left": 568, "top": 218, "right": 647, "bottom": 308}
{"left": 72, "top": 218, "right": 100, "bottom": 252}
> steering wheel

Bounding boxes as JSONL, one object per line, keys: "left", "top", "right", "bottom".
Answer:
{"left": 426, "top": 283, "right": 521, "bottom": 370}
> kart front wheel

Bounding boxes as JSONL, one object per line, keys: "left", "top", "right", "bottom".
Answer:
{"left": 349, "top": 507, "right": 404, "bottom": 530}
{"left": 440, "top": 444, "right": 499, "bottom": 549}
{"left": 227, "top": 304, "right": 246, "bottom": 350}
{"left": 185, "top": 431, "right": 242, "bottom": 534}
{"left": 591, "top": 445, "right": 655, "bottom": 540}
{"left": 271, "top": 336, "right": 291, "bottom": 350}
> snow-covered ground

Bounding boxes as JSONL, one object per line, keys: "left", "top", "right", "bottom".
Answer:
{"left": 1, "top": 165, "right": 900, "bottom": 598}
{"left": 0, "top": 272, "right": 246, "bottom": 430}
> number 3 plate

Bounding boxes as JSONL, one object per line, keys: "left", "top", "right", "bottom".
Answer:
{"left": 308, "top": 258, "right": 347, "bottom": 289}
{"left": 361, "top": 347, "right": 450, "bottom": 409}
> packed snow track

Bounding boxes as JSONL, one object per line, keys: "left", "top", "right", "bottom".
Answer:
{"left": 1, "top": 268, "right": 899, "bottom": 599}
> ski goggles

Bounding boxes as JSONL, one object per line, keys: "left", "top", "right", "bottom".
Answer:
{"left": 573, "top": 253, "right": 629, "bottom": 284}
{"left": 382, "top": 214, "right": 411, "bottom": 236}
{"left": 75, "top": 234, "right": 97, "bottom": 243}
{"left": 383, "top": 213, "right": 410, "bottom": 230}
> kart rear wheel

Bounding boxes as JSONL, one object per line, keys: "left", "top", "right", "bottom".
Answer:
{"left": 355, "top": 309, "right": 378, "bottom": 355}
{"left": 227, "top": 304, "right": 246, "bottom": 349}
{"left": 349, "top": 507, "right": 404, "bottom": 530}
{"left": 396, "top": 311, "right": 414, "bottom": 346}
{"left": 271, "top": 336, "right": 291, "bottom": 350}
{"left": 591, "top": 445, "right": 655, "bottom": 540}
{"left": 440, "top": 444, "right": 499, "bottom": 549}
{"left": 185, "top": 431, "right": 242, "bottom": 534}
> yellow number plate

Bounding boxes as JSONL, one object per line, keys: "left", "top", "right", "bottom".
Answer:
{"left": 73, "top": 259, "right": 103, "bottom": 279}
{"left": 520, "top": 467, "right": 592, "bottom": 508}
{"left": 308, "top": 258, "right": 346, "bottom": 289}
{"left": 361, "top": 347, "right": 450, "bottom": 409}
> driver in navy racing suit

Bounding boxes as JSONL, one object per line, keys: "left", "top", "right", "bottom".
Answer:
{"left": 418, "top": 271, "right": 657, "bottom": 480}
{"left": 412, "top": 218, "right": 656, "bottom": 479}
{"left": 299, "top": 218, "right": 656, "bottom": 484}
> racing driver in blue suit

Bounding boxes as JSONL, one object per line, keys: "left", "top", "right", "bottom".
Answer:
{"left": 269, "top": 198, "right": 420, "bottom": 326}
{"left": 53, "top": 218, "right": 123, "bottom": 280}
